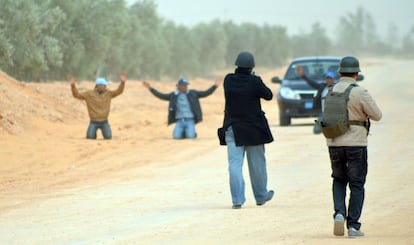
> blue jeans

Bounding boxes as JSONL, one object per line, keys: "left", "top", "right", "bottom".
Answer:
{"left": 86, "top": 121, "right": 112, "bottom": 139}
{"left": 329, "top": 146, "right": 368, "bottom": 230}
{"left": 314, "top": 114, "right": 322, "bottom": 134}
{"left": 173, "top": 118, "right": 196, "bottom": 139}
{"left": 225, "top": 126, "right": 270, "bottom": 205}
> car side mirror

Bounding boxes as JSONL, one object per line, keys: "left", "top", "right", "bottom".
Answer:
{"left": 356, "top": 74, "right": 364, "bottom": 81}
{"left": 271, "top": 76, "right": 282, "bottom": 84}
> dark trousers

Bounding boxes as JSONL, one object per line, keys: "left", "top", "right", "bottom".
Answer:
{"left": 328, "top": 146, "right": 368, "bottom": 230}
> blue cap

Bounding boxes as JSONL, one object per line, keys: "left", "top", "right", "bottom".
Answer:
{"left": 325, "top": 72, "right": 336, "bottom": 79}
{"left": 177, "top": 78, "right": 189, "bottom": 86}
{"left": 95, "top": 77, "right": 108, "bottom": 86}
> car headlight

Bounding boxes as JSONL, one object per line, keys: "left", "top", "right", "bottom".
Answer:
{"left": 279, "top": 87, "right": 301, "bottom": 100}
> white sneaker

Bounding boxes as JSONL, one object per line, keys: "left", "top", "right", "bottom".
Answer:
{"left": 348, "top": 227, "right": 364, "bottom": 237}
{"left": 333, "top": 213, "right": 345, "bottom": 236}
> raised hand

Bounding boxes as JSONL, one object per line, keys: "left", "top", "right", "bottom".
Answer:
{"left": 214, "top": 77, "right": 223, "bottom": 87}
{"left": 67, "top": 74, "right": 75, "bottom": 85}
{"left": 296, "top": 65, "right": 304, "bottom": 77}
{"left": 142, "top": 81, "right": 151, "bottom": 89}
{"left": 120, "top": 71, "right": 127, "bottom": 82}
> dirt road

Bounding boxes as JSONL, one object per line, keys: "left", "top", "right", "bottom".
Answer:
{"left": 0, "top": 58, "right": 413, "bottom": 244}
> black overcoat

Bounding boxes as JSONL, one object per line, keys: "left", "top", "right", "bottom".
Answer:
{"left": 222, "top": 69, "right": 274, "bottom": 146}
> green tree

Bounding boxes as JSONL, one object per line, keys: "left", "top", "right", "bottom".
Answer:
{"left": 0, "top": 0, "right": 65, "bottom": 81}
{"left": 222, "top": 21, "right": 255, "bottom": 67}
{"left": 221, "top": 21, "right": 289, "bottom": 68}
{"left": 48, "top": 0, "right": 87, "bottom": 79}
{"left": 334, "top": 6, "right": 391, "bottom": 56}
{"left": 291, "top": 22, "right": 331, "bottom": 58}
{"left": 125, "top": 0, "right": 168, "bottom": 79}
{"left": 68, "top": 0, "right": 129, "bottom": 79}
{"left": 97, "top": 0, "right": 130, "bottom": 81}
{"left": 161, "top": 22, "right": 199, "bottom": 79}
{"left": 385, "top": 23, "right": 399, "bottom": 52}
{"left": 0, "top": 18, "right": 14, "bottom": 68}
{"left": 192, "top": 20, "right": 227, "bottom": 74}
{"left": 401, "top": 25, "right": 414, "bottom": 57}
{"left": 1, "top": 0, "right": 399, "bottom": 82}
{"left": 335, "top": 6, "right": 367, "bottom": 54}
{"left": 255, "top": 24, "right": 289, "bottom": 67}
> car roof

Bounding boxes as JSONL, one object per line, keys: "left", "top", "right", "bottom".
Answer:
{"left": 291, "top": 56, "right": 341, "bottom": 62}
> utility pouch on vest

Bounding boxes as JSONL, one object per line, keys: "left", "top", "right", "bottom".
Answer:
{"left": 316, "top": 119, "right": 349, "bottom": 139}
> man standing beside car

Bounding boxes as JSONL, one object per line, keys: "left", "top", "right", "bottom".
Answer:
{"left": 320, "top": 56, "right": 382, "bottom": 238}
{"left": 296, "top": 65, "right": 335, "bottom": 134}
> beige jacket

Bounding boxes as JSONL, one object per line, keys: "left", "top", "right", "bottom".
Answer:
{"left": 326, "top": 77, "right": 382, "bottom": 146}
{"left": 71, "top": 82, "right": 125, "bottom": 121}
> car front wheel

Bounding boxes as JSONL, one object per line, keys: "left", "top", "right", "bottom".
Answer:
{"left": 279, "top": 112, "right": 291, "bottom": 126}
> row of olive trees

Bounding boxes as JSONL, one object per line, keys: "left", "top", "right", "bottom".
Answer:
{"left": 336, "top": 6, "right": 414, "bottom": 57}
{"left": 0, "top": 0, "right": 412, "bottom": 82}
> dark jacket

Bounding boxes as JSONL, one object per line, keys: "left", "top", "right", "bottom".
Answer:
{"left": 301, "top": 75, "right": 327, "bottom": 110}
{"left": 149, "top": 85, "right": 217, "bottom": 125}
{"left": 222, "top": 68, "right": 274, "bottom": 146}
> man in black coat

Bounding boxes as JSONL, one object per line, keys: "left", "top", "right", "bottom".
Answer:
{"left": 220, "top": 51, "right": 274, "bottom": 209}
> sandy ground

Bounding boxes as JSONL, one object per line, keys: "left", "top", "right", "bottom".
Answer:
{"left": 0, "top": 58, "right": 413, "bottom": 244}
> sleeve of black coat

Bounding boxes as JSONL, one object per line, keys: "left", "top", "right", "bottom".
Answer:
{"left": 257, "top": 78, "right": 273, "bottom": 100}
{"left": 149, "top": 88, "right": 172, "bottom": 101}
{"left": 193, "top": 85, "right": 218, "bottom": 98}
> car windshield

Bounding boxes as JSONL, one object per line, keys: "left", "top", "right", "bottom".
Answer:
{"left": 285, "top": 59, "right": 340, "bottom": 80}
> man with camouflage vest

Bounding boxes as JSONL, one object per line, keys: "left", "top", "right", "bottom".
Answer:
{"left": 323, "top": 56, "right": 382, "bottom": 238}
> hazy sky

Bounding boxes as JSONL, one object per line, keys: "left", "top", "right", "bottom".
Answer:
{"left": 129, "top": 0, "right": 412, "bottom": 38}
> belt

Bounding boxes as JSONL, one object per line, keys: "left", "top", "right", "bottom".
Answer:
{"left": 349, "top": 120, "right": 367, "bottom": 127}
{"left": 177, "top": 118, "right": 194, "bottom": 121}
{"left": 90, "top": 120, "right": 108, "bottom": 123}
{"left": 349, "top": 119, "right": 371, "bottom": 135}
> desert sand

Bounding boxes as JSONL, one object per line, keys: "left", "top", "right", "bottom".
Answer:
{"left": 0, "top": 58, "right": 413, "bottom": 244}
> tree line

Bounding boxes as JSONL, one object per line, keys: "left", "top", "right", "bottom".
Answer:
{"left": 0, "top": 0, "right": 413, "bottom": 82}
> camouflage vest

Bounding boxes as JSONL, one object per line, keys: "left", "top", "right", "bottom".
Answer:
{"left": 316, "top": 84, "right": 357, "bottom": 138}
